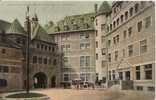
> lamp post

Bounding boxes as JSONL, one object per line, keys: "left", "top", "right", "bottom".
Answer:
{"left": 26, "top": 6, "right": 31, "bottom": 94}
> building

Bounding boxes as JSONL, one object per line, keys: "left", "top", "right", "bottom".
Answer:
{"left": 47, "top": 13, "right": 96, "bottom": 87}
{"left": 95, "top": 1, "right": 155, "bottom": 91}
{"left": 0, "top": 29, "right": 24, "bottom": 92}
{"left": 0, "top": 13, "right": 60, "bottom": 91}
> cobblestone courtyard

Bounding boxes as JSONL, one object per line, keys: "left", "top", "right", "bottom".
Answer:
{"left": 31, "top": 88, "right": 154, "bottom": 100}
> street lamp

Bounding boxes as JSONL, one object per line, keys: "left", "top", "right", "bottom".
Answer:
{"left": 26, "top": 6, "right": 31, "bottom": 94}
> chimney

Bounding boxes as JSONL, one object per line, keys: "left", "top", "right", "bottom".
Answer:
{"left": 94, "top": 4, "right": 98, "bottom": 13}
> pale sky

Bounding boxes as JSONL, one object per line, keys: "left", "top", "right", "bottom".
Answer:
{"left": 0, "top": 1, "right": 105, "bottom": 26}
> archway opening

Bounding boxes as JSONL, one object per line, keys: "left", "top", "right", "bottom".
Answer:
{"left": 33, "top": 72, "right": 47, "bottom": 88}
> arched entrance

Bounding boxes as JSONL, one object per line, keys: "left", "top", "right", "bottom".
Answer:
{"left": 33, "top": 72, "right": 47, "bottom": 88}
{"left": 51, "top": 76, "right": 56, "bottom": 88}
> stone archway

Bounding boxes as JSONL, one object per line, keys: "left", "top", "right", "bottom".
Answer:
{"left": 51, "top": 76, "right": 56, "bottom": 88}
{"left": 33, "top": 72, "right": 47, "bottom": 88}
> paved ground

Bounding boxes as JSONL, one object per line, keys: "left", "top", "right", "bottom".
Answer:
{"left": 32, "top": 88, "right": 155, "bottom": 100}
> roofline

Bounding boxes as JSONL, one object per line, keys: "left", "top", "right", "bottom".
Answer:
{"left": 49, "top": 28, "right": 95, "bottom": 35}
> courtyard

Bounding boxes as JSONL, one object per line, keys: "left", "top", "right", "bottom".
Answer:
{"left": 2, "top": 88, "right": 152, "bottom": 100}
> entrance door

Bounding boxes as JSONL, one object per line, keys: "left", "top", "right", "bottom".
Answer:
{"left": 33, "top": 72, "right": 47, "bottom": 88}
{"left": 51, "top": 76, "right": 56, "bottom": 88}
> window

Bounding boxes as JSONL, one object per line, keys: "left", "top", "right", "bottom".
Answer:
{"left": 128, "top": 27, "right": 132, "bottom": 37}
{"left": 96, "top": 53, "right": 98, "bottom": 60}
{"left": 135, "top": 3, "right": 139, "bottom": 13}
{"left": 108, "top": 53, "right": 111, "bottom": 62}
{"left": 80, "top": 33, "right": 89, "bottom": 39}
{"left": 41, "top": 44, "right": 44, "bottom": 50}
{"left": 112, "top": 70, "right": 115, "bottom": 80}
{"left": 45, "top": 45, "right": 47, "bottom": 51}
{"left": 44, "top": 58, "right": 47, "bottom": 64}
{"left": 125, "top": 11, "right": 128, "bottom": 20}
{"left": 120, "top": 15, "right": 124, "bottom": 23}
{"left": 115, "top": 51, "right": 118, "bottom": 61}
{"left": 116, "top": 35, "right": 119, "bottom": 43}
{"left": 128, "top": 45, "right": 133, "bottom": 56}
{"left": 129, "top": 7, "right": 133, "bottom": 16}
{"left": 0, "top": 79, "right": 7, "bottom": 87}
{"left": 3, "top": 66, "right": 9, "bottom": 73}
{"left": 125, "top": 71, "right": 130, "bottom": 80}
{"left": 113, "top": 37, "right": 116, "bottom": 44}
{"left": 101, "top": 24, "right": 105, "bottom": 31}
{"left": 96, "top": 41, "right": 98, "bottom": 48}
{"left": 140, "top": 40, "right": 147, "bottom": 54}
{"left": 64, "top": 74, "right": 69, "bottom": 81}
{"left": 117, "top": 18, "right": 119, "bottom": 25}
{"left": 108, "top": 40, "right": 111, "bottom": 47}
{"left": 37, "top": 44, "right": 40, "bottom": 49}
{"left": 64, "top": 57, "right": 68, "bottom": 63}
{"left": 80, "top": 44, "right": 85, "bottom": 50}
{"left": 145, "top": 16, "right": 151, "bottom": 28}
{"left": 136, "top": 86, "right": 143, "bottom": 91}
{"left": 137, "top": 21, "right": 142, "bottom": 32}
{"left": 66, "top": 44, "right": 70, "bottom": 50}
{"left": 53, "top": 59, "right": 57, "bottom": 65}
{"left": 33, "top": 56, "right": 37, "bottom": 64}
{"left": 95, "top": 19, "right": 98, "bottom": 26}
{"left": 102, "top": 48, "right": 106, "bottom": 55}
{"left": 148, "top": 87, "right": 155, "bottom": 91}
{"left": 110, "top": 24, "right": 112, "bottom": 30}
{"left": 136, "top": 66, "right": 140, "bottom": 80}
{"left": 86, "top": 56, "right": 90, "bottom": 66}
{"left": 80, "top": 56, "right": 85, "bottom": 67}
{"left": 86, "top": 43, "right": 90, "bottom": 49}
{"left": 113, "top": 21, "right": 116, "bottom": 28}
{"left": 144, "top": 64, "right": 152, "bottom": 80}
{"left": 38, "top": 57, "right": 42, "bottom": 64}
{"left": 123, "top": 30, "right": 127, "bottom": 39}
{"left": 109, "top": 71, "right": 111, "bottom": 80}
{"left": 1, "top": 49, "right": 6, "bottom": 54}
{"left": 119, "top": 72, "right": 123, "bottom": 80}
{"left": 49, "top": 46, "right": 51, "bottom": 51}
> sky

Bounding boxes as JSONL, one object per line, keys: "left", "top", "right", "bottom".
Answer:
{"left": 0, "top": 1, "right": 104, "bottom": 26}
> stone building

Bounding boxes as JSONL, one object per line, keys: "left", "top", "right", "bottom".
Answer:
{"left": 0, "top": 13, "right": 60, "bottom": 91}
{"left": 47, "top": 13, "right": 96, "bottom": 87}
{"left": 95, "top": 1, "right": 155, "bottom": 91}
{"left": 0, "top": 30, "right": 24, "bottom": 92}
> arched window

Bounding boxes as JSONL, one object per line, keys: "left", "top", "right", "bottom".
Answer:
{"left": 117, "top": 18, "right": 119, "bottom": 25}
{"left": 110, "top": 24, "right": 112, "bottom": 31}
{"left": 125, "top": 11, "right": 128, "bottom": 20}
{"left": 135, "top": 3, "right": 139, "bottom": 13}
{"left": 129, "top": 7, "right": 133, "bottom": 16}
{"left": 120, "top": 15, "right": 124, "bottom": 23}
{"left": 113, "top": 21, "right": 116, "bottom": 28}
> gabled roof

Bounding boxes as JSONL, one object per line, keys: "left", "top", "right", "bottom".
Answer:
{"left": 97, "top": 1, "right": 111, "bottom": 15}
{"left": 6, "top": 19, "right": 26, "bottom": 35}
{"left": 0, "top": 20, "right": 11, "bottom": 32}
{"left": 31, "top": 24, "right": 52, "bottom": 43}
